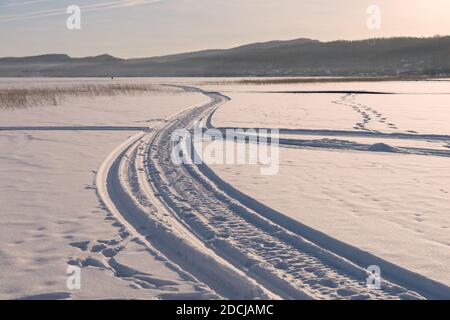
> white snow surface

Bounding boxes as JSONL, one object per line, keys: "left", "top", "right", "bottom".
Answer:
{"left": 210, "top": 92, "right": 450, "bottom": 135}
{"left": 0, "top": 81, "right": 214, "bottom": 299}
{"left": 207, "top": 146, "right": 450, "bottom": 286}
{"left": 203, "top": 79, "right": 449, "bottom": 289}
{"left": 1, "top": 78, "right": 449, "bottom": 299}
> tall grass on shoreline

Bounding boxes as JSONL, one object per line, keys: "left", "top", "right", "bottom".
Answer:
{"left": 0, "top": 83, "right": 179, "bottom": 111}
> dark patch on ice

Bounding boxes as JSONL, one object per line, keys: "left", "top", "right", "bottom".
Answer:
{"left": 69, "top": 240, "right": 90, "bottom": 251}
{"left": 16, "top": 292, "right": 71, "bottom": 300}
{"left": 255, "top": 90, "right": 393, "bottom": 95}
{"left": 368, "top": 143, "right": 398, "bottom": 152}
{"left": 91, "top": 243, "right": 107, "bottom": 252}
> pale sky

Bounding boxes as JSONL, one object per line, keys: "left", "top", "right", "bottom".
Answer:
{"left": 1, "top": 0, "right": 450, "bottom": 58}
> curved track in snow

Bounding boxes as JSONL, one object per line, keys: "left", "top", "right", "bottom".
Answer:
{"left": 97, "top": 85, "right": 449, "bottom": 299}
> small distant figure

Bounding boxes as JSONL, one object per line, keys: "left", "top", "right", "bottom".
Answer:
{"left": 111, "top": 76, "right": 114, "bottom": 80}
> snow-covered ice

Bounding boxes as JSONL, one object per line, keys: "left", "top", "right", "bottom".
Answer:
{"left": 203, "top": 79, "right": 450, "bottom": 292}
{"left": 0, "top": 78, "right": 449, "bottom": 299}
{"left": 207, "top": 146, "right": 450, "bottom": 286}
{"left": 0, "top": 81, "right": 214, "bottom": 299}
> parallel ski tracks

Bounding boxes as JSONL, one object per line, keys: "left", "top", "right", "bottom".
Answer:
{"left": 97, "top": 86, "right": 436, "bottom": 299}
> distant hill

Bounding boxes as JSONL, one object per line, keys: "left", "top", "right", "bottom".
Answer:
{"left": 1, "top": 37, "right": 450, "bottom": 77}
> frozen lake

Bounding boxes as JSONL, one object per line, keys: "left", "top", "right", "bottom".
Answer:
{"left": 0, "top": 78, "right": 448, "bottom": 299}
